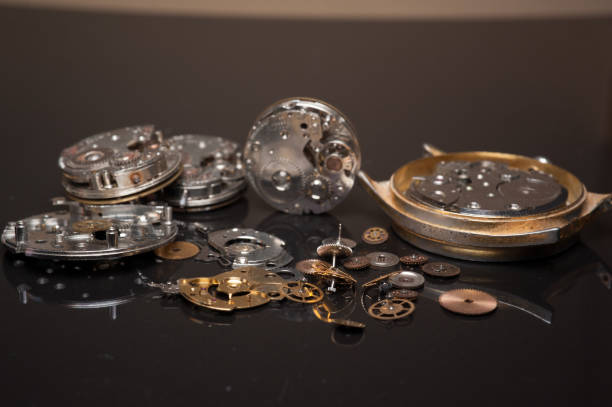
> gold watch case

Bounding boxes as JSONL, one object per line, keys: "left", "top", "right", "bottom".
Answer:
{"left": 359, "top": 144, "right": 611, "bottom": 262}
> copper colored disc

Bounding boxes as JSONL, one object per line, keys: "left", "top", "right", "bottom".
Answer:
{"left": 296, "top": 259, "right": 331, "bottom": 275}
{"left": 342, "top": 256, "right": 370, "bottom": 270}
{"left": 439, "top": 289, "right": 497, "bottom": 315}
{"left": 400, "top": 253, "right": 428, "bottom": 266}
{"left": 154, "top": 241, "right": 200, "bottom": 260}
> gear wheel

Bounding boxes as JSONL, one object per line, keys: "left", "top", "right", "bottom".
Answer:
{"left": 256, "top": 158, "right": 305, "bottom": 206}
{"left": 304, "top": 174, "right": 333, "bottom": 204}
{"left": 64, "top": 147, "right": 114, "bottom": 171}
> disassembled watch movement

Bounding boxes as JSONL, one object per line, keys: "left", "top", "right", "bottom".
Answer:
{"left": 163, "top": 134, "right": 246, "bottom": 211}
{"left": 59, "top": 125, "right": 183, "bottom": 203}
{"left": 205, "top": 227, "right": 292, "bottom": 269}
{"left": 2, "top": 198, "right": 177, "bottom": 260}
{"left": 359, "top": 144, "right": 612, "bottom": 261}
{"left": 244, "top": 97, "right": 361, "bottom": 214}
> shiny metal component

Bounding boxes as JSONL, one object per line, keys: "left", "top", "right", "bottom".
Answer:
{"left": 179, "top": 276, "right": 270, "bottom": 312}
{"left": 312, "top": 303, "right": 365, "bottom": 328}
{"left": 388, "top": 271, "right": 425, "bottom": 289}
{"left": 399, "top": 253, "right": 429, "bottom": 266}
{"left": 59, "top": 125, "right": 182, "bottom": 202}
{"left": 366, "top": 252, "right": 399, "bottom": 269}
{"left": 312, "top": 267, "right": 357, "bottom": 285}
{"left": 409, "top": 160, "right": 567, "bottom": 216}
{"left": 322, "top": 237, "right": 357, "bottom": 249}
{"left": 163, "top": 134, "right": 246, "bottom": 211}
{"left": 362, "top": 226, "right": 388, "bottom": 245}
{"left": 387, "top": 289, "right": 419, "bottom": 300}
{"left": 367, "top": 298, "right": 415, "bottom": 320}
{"left": 342, "top": 255, "right": 370, "bottom": 270}
{"left": 281, "top": 281, "right": 324, "bottom": 303}
{"left": 154, "top": 241, "right": 201, "bottom": 260}
{"left": 422, "top": 262, "right": 461, "bottom": 278}
{"left": 296, "top": 259, "right": 331, "bottom": 275}
{"left": 438, "top": 288, "right": 498, "bottom": 315}
{"left": 207, "top": 228, "right": 292, "bottom": 269}
{"left": 316, "top": 224, "right": 353, "bottom": 292}
{"left": 244, "top": 97, "right": 361, "bottom": 214}
{"left": 358, "top": 144, "right": 612, "bottom": 261}
{"left": 1, "top": 199, "right": 178, "bottom": 260}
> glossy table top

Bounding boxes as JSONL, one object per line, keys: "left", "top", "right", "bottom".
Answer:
{"left": 0, "top": 6, "right": 611, "bottom": 406}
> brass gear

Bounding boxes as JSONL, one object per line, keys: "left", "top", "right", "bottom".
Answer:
{"left": 367, "top": 298, "right": 415, "bottom": 320}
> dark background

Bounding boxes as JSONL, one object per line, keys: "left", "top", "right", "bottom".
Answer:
{"left": 0, "top": 6, "right": 611, "bottom": 406}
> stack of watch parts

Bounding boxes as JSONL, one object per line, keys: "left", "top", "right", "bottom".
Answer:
{"left": 163, "top": 134, "right": 246, "bottom": 211}
{"left": 59, "top": 125, "right": 183, "bottom": 204}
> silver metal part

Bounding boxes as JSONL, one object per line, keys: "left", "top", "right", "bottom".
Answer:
{"left": 59, "top": 125, "right": 182, "bottom": 200}
{"left": 389, "top": 271, "right": 425, "bottom": 289}
{"left": 164, "top": 134, "right": 246, "bottom": 210}
{"left": 366, "top": 252, "right": 400, "bottom": 269}
{"left": 1, "top": 198, "right": 178, "bottom": 260}
{"left": 244, "top": 97, "right": 361, "bottom": 214}
{"left": 322, "top": 237, "right": 357, "bottom": 249}
{"left": 408, "top": 160, "right": 567, "bottom": 217}
{"left": 207, "top": 228, "right": 292, "bottom": 269}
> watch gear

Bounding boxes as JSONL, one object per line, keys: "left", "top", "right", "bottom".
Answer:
{"left": 1, "top": 198, "right": 178, "bottom": 261}
{"left": 387, "top": 289, "right": 419, "bottom": 300}
{"left": 422, "top": 262, "right": 461, "bottom": 278}
{"left": 438, "top": 289, "right": 498, "bottom": 315}
{"left": 399, "top": 253, "right": 429, "bottom": 266}
{"left": 281, "top": 281, "right": 324, "bottom": 303}
{"left": 388, "top": 271, "right": 425, "bottom": 289}
{"left": 296, "top": 259, "right": 331, "bottom": 275}
{"left": 163, "top": 134, "right": 247, "bottom": 211}
{"left": 59, "top": 125, "right": 183, "bottom": 203}
{"left": 321, "top": 237, "right": 357, "bottom": 249}
{"left": 342, "top": 256, "right": 370, "bottom": 270}
{"left": 366, "top": 252, "right": 399, "bottom": 269}
{"left": 244, "top": 97, "right": 361, "bottom": 214}
{"left": 367, "top": 298, "right": 415, "bottom": 320}
{"left": 362, "top": 226, "right": 389, "bottom": 244}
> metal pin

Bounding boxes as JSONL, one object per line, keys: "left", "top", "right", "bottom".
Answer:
{"left": 106, "top": 227, "right": 119, "bottom": 248}
{"left": 15, "top": 221, "right": 26, "bottom": 243}
{"left": 162, "top": 205, "right": 173, "bottom": 225}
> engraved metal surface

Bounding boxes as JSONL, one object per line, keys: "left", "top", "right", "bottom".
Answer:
{"left": 59, "top": 125, "right": 182, "bottom": 201}
{"left": 1, "top": 198, "right": 178, "bottom": 260}
{"left": 164, "top": 134, "right": 246, "bottom": 210}
{"left": 244, "top": 97, "right": 361, "bottom": 214}
{"left": 207, "top": 228, "right": 292, "bottom": 269}
{"left": 408, "top": 160, "right": 567, "bottom": 217}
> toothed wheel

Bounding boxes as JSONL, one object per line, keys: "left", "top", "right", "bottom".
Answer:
{"left": 64, "top": 147, "right": 113, "bottom": 171}
{"left": 282, "top": 281, "right": 324, "bottom": 303}
{"left": 367, "top": 298, "right": 415, "bottom": 320}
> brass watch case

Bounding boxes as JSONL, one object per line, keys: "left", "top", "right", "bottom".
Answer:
{"left": 358, "top": 145, "right": 611, "bottom": 261}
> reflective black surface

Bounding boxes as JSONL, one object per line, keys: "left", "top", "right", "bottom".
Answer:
{"left": 1, "top": 7, "right": 611, "bottom": 406}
